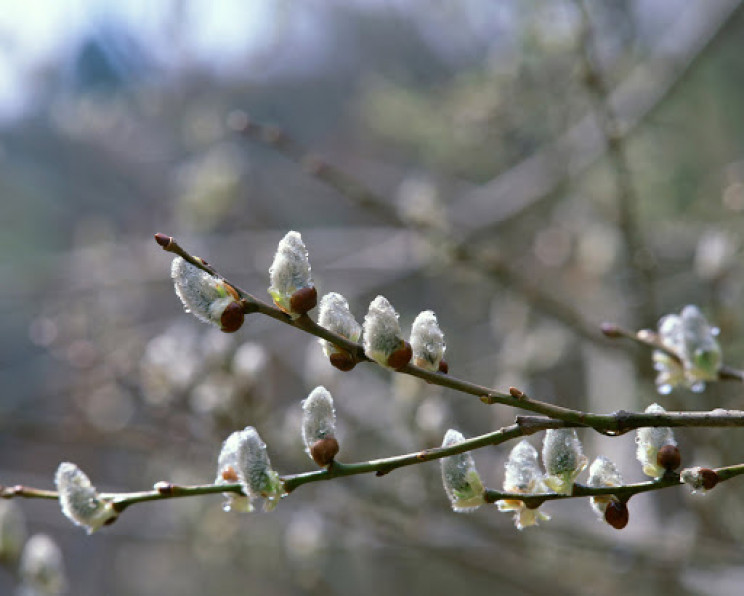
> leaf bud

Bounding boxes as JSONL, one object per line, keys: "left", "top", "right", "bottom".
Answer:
{"left": 309, "top": 438, "right": 340, "bottom": 468}
{"left": 497, "top": 440, "right": 550, "bottom": 530}
{"left": 440, "top": 429, "right": 485, "bottom": 512}
{"left": 301, "top": 386, "right": 338, "bottom": 467}
{"left": 54, "top": 462, "right": 118, "bottom": 534}
{"left": 604, "top": 500, "right": 629, "bottom": 530}
{"left": 541, "top": 429, "right": 588, "bottom": 495}
{"left": 656, "top": 444, "right": 681, "bottom": 472}
{"left": 215, "top": 426, "right": 285, "bottom": 512}
{"left": 680, "top": 466, "right": 719, "bottom": 493}
{"left": 635, "top": 403, "right": 677, "bottom": 478}
{"left": 410, "top": 310, "right": 446, "bottom": 372}
{"left": 363, "top": 296, "right": 411, "bottom": 369}
{"left": 317, "top": 292, "right": 361, "bottom": 370}
{"left": 587, "top": 456, "right": 623, "bottom": 523}
{"left": 268, "top": 231, "right": 316, "bottom": 317}
{"left": 171, "top": 256, "right": 244, "bottom": 333}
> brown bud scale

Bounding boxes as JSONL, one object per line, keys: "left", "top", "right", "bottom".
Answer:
{"left": 310, "top": 437, "right": 339, "bottom": 467}
{"left": 223, "top": 283, "right": 240, "bottom": 300}
{"left": 438, "top": 360, "right": 449, "bottom": 374}
{"left": 699, "top": 468, "right": 719, "bottom": 491}
{"left": 220, "top": 301, "right": 245, "bottom": 333}
{"left": 154, "top": 233, "right": 172, "bottom": 249}
{"left": 600, "top": 323, "right": 622, "bottom": 338}
{"left": 509, "top": 386, "right": 525, "bottom": 399}
{"left": 154, "top": 481, "right": 174, "bottom": 496}
{"left": 657, "top": 444, "right": 681, "bottom": 472}
{"left": 290, "top": 286, "right": 318, "bottom": 315}
{"left": 387, "top": 341, "right": 412, "bottom": 371}
{"left": 329, "top": 350, "right": 356, "bottom": 371}
{"left": 604, "top": 500, "right": 629, "bottom": 530}
{"left": 221, "top": 466, "right": 239, "bottom": 483}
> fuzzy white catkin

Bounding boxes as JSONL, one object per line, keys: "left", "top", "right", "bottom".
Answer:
{"left": 215, "top": 429, "right": 253, "bottom": 512}
{"left": 410, "top": 310, "right": 445, "bottom": 371}
{"left": 216, "top": 426, "right": 283, "bottom": 511}
{"left": 268, "top": 231, "right": 313, "bottom": 313}
{"left": 302, "top": 386, "right": 336, "bottom": 455}
{"left": 317, "top": 293, "right": 361, "bottom": 356}
{"left": 653, "top": 306, "right": 722, "bottom": 393}
{"left": 497, "top": 440, "right": 550, "bottom": 530}
{"left": 503, "top": 440, "right": 543, "bottom": 492}
{"left": 636, "top": 403, "right": 676, "bottom": 478}
{"left": 18, "top": 534, "right": 67, "bottom": 596}
{"left": 587, "top": 456, "right": 623, "bottom": 520}
{"left": 171, "top": 256, "right": 235, "bottom": 327}
{"left": 54, "top": 462, "right": 117, "bottom": 534}
{"left": 363, "top": 295, "right": 404, "bottom": 366}
{"left": 440, "top": 429, "right": 485, "bottom": 512}
{"left": 680, "top": 305, "right": 721, "bottom": 380}
{"left": 542, "top": 428, "right": 588, "bottom": 495}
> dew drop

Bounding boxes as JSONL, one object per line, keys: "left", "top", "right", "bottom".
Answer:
{"left": 690, "top": 381, "right": 705, "bottom": 393}
{"left": 222, "top": 501, "right": 232, "bottom": 512}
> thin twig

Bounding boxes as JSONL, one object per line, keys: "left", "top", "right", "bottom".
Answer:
{"left": 576, "top": 0, "right": 657, "bottom": 328}
{"left": 5, "top": 452, "right": 743, "bottom": 513}
{"left": 601, "top": 321, "right": 744, "bottom": 382}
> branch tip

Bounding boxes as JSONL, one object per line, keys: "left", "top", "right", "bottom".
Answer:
{"left": 154, "top": 233, "right": 173, "bottom": 250}
{"left": 600, "top": 322, "right": 622, "bottom": 338}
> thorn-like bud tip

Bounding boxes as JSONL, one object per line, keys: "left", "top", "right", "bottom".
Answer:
{"left": 154, "top": 233, "right": 172, "bottom": 248}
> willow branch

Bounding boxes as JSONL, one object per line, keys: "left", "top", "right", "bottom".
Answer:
{"left": 155, "top": 234, "right": 744, "bottom": 432}
{"left": 5, "top": 453, "right": 744, "bottom": 513}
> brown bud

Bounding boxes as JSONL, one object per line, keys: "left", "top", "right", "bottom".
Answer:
{"left": 220, "top": 301, "right": 245, "bottom": 333}
{"left": 290, "top": 286, "right": 318, "bottom": 315}
{"left": 310, "top": 437, "right": 339, "bottom": 467}
{"left": 329, "top": 350, "right": 356, "bottom": 371}
{"left": 154, "top": 233, "right": 172, "bottom": 249}
{"left": 438, "top": 360, "right": 449, "bottom": 374}
{"left": 509, "top": 386, "right": 525, "bottom": 399}
{"left": 600, "top": 323, "right": 622, "bottom": 338}
{"left": 154, "top": 481, "right": 174, "bottom": 496}
{"left": 524, "top": 499, "right": 543, "bottom": 510}
{"left": 699, "top": 468, "right": 719, "bottom": 491}
{"left": 387, "top": 341, "right": 413, "bottom": 371}
{"left": 657, "top": 445, "right": 681, "bottom": 472}
{"left": 221, "top": 466, "right": 239, "bottom": 483}
{"left": 604, "top": 500, "right": 629, "bottom": 530}
{"left": 103, "top": 516, "right": 118, "bottom": 526}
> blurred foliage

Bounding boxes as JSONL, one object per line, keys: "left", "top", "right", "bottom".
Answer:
{"left": 3, "top": 1, "right": 744, "bottom": 595}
